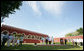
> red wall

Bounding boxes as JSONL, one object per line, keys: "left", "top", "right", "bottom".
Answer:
{"left": 54, "top": 38, "right": 60, "bottom": 42}
{"left": 1, "top": 24, "right": 48, "bottom": 43}
{"left": 23, "top": 39, "right": 40, "bottom": 43}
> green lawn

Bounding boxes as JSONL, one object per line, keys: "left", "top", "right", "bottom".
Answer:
{"left": 1, "top": 43, "right": 83, "bottom": 50}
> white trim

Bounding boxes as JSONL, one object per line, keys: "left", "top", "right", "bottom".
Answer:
{"left": 24, "top": 35, "right": 28, "bottom": 39}
{"left": 12, "top": 31, "right": 17, "bottom": 34}
{"left": 28, "top": 34, "right": 32, "bottom": 39}
{"left": 1, "top": 30, "right": 9, "bottom": 34}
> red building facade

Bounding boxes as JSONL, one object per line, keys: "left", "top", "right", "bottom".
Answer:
{"left": 1, "top": 24, "right": 49, "bottom": 43}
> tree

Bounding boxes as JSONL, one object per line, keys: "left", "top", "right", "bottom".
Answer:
{"left": 65, "top": 33, "right": 73, "bottom": 37}
{"left": 65, "top": 27, "right": 83, "bottom": 37}
{"left": 72, "top": 31, "right": 79, "bottom": 36}
{"left": 76, "top": 28, "right": 83, "bottom": 35}
{"left": 1, "top": 1, "right": 23, "bottom": 21}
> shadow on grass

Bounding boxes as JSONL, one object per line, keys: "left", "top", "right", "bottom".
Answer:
{"left": 1, "top": 44, "right": 82, "bottom": 50}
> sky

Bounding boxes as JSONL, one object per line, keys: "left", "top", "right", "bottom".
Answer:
{"left": 2, "top": 1, "right": 83, "bottom": 38}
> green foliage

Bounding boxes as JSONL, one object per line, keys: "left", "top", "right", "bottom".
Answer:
{"left": 65, "top": 28, "right": 83, "bottom": 37}
{"left": 1, "top": 1, "right": 22, "bottom": 18}
{"left": 65, "top": 33, "right": 73, "bottom": 37}
{"left": 76, "top": 28, "right": 83, "bottom": 35}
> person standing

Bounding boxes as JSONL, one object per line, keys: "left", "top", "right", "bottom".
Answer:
{"left": 80, "top": 39, "right": 83, "bottom": 46}
{"left": 2, "top": 31, "right": 9, "bottom": 47}
{"left": 74, "top": 39, "right": 77, "bottom": 46}
{"left": 1, "top": 32, "right": 5, "bottom": 47}
{"left": 72, "top": 39, "right": 74, "bottom": 46}
{"left": 65, "top": 39, "right": 67, "bottom": 45}
{"left": 77, "top": 38, "right": 80, "bottom": 46}
{"left": 41, "top": 36, "right": 45, "bottom": 45}
{"left": 20, "top": 34, "right": 24, "bottom": 46}
{"left": 12, "top": 33, "right": 17, "bottom": 46}
{"left": 16, "top": 36, "right": 20, "bottom": 46}
{"left": 7, "top": 34, "right": 13, "bottom": 47}
{"left": 45, "top": 37, "right": 48, "bottom": 45}
{"left": 48, "top": 37, "right": 51, "bottom": 45}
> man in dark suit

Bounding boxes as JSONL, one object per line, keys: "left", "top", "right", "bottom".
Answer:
{"left": 65, "top": 39, "right": 67, "bottom": 45}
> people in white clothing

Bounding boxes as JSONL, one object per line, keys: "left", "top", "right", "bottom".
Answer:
{"left": 77, "top": 38, "right": 83, "bottom": 46}
{"left": 77, "top": 38, "right": 80, "bottom": 46}
{"left": 80, "top": 39, "right": 83, "bottom": 46}
{"left": 73, "top": 39, "right": 77, "bottom": 46}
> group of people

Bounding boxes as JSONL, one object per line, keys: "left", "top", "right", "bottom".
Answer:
{"left": 1, "top": 31, "right": 24, "bottom": 47}
{"left": 63, "top": 39, "right": 83, "bottom": 46}
{"left": 72, "top": 39, "right": 83, "bottom": 46}
{"left": 42, "top": 37, "right": 52, "bottom": 45}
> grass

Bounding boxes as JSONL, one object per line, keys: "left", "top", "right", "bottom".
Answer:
{"left": 53, "top": 42, "right": 73, "bottom": 45}
{"left": 1, "top": 43, "right": 83, "bottom": 50}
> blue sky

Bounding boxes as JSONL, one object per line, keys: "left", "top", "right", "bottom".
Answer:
{"left": 2, "top": 1, "right": 83, "bottom": 38}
